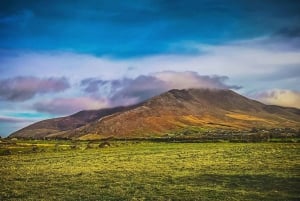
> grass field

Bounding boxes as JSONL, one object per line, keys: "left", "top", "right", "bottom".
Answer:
{"left": 0, "top": 141, "right": 299, "bottom": 200}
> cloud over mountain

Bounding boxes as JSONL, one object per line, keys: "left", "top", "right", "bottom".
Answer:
{"left": 81, "top": 71, "right": 240, "bottom": 106}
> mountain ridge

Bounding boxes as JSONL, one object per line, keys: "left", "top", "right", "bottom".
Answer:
{"left": 10, "top": 88, "right": 300, "bottom": 139}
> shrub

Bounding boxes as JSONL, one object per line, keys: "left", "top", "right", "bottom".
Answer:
{"left": 54, "top": 143, "right": 60, "bottom": 151}
{"left": 99, "top": 142, "right": 111, "bottom": 148}
{"left": 86, "top": 142, "right": 93, "bottom": 149}
{"left": 2, "top": 149, "right": 12, "bottom": 155}
{"left": 32, "top": 146, "right": 38, "bottom": 152}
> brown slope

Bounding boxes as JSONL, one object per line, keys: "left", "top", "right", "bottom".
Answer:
{"left": 9, "top": 105, "right": 140, "bottom": 139}
{"left": 10, "top": 88, "right": 300, "bottom": 139}
{"left": 62, "top": 88, "right": 300, "bottom": 139}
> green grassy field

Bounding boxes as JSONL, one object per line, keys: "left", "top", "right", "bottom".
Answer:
{"left": 0, "top": 141, "right": 299, "bottom": 201}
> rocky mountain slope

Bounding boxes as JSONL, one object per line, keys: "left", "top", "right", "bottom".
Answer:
{"left": 10, "top": 89, "right": 300, "bottom": 139}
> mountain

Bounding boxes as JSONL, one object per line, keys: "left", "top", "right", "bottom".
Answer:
{"left": 10, "top": 89, "right": 300, "bottom": 139}
{"left": 10, "top": 105, "right": 139, "bottom": 139}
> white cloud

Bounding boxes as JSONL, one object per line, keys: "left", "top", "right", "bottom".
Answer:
{"left": 254, "top": 89, "right": 300, "bottom": 109}
{"left": 152, "top": 71, "right": 238, "bottom": 90}
{"left": 1, "top": 37, "right": 300, "bottom": 92}
{"left": 1, "top": 37, "right": 299, "bottom": 115}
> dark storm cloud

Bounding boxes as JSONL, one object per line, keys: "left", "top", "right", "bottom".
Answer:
{"left": 0, "top": 76, "right": 70, "bottom": 101}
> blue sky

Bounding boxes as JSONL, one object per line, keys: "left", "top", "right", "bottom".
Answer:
{"left": 0, "top": 0, "right": 300, "bottom": 136}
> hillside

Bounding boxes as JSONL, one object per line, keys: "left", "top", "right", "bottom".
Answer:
{"left": 10, "top": 105, "right": 139, "bottom": 139}
{"left": 10, "top": 89, "right": 300, "bottom": 139}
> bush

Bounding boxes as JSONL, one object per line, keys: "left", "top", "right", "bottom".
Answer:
{"left": 2, "top": 149, "right": 12, "bottom": 155}
{"left": 86, "top": 142, "right": 94, "bottom": 149}
{"left": 70, "top": 141, "right": 79, "bottom": 150}
{"left": 70, "top": 144, "right": 78, "bottom": 149}
{"left": 32, "top": 146, "right": 38, "bottom": 152}
{"left": 99, "top": 142, "right": 111, "bottom": 148}
{"left": 54, "top": 143, "right": 60, "bottom": 151}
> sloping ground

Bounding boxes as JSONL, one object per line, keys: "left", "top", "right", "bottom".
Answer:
{"left": 10, "top": 105, "right": 140, "bottom": 139}
{"left": 65, "top": 89, "right": 299, "bottom": 139}
{"left": 10, "top": 89, "right": 300, "bottom": 139}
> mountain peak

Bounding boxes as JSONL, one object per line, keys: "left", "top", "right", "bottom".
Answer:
{"left": 10, "top": 88, "right": 300, "bottom": 139}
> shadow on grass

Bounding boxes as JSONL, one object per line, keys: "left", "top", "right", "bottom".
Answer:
{"left": 176, "top": 174, "right": 299, "bottom": 200}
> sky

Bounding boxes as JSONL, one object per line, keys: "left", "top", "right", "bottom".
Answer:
{"left": 0, "top": 0, "right": 300, "bottom": 137}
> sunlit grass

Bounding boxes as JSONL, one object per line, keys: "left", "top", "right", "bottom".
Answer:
{"left": 0, "top": 142, "right": 299, "bottom": 200}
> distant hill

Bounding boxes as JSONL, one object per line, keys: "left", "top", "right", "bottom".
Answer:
{"left": 10, "top": 89, "right": 300, "bottom": 139}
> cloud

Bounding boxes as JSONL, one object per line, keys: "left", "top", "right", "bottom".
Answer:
{"left": 153, "top": 71, "right": 240, "bottom": 90}
{"left": 0, "top": 51, "right": 128, "bottom": 80}
{"left": 1, "top": 36, "right": 300, "bottom": 121}
{"left": 254, "top": 89, "right": 300, "bottom": 109}
{"left": 80, "top": 78, "right": 108, "bottom": 93}
{"left": 33, "top": 97, "right": 109, "bottom": 115}
{"left": 81, "top": 71, "right": 240, "bottom": 106}
{"left": 0, "top": 76, "right": 70, "bottom": 101}
{"left": 1, "top": 35, "right": 300, "bottom": 92}
{"left": 256, "top": 65, "right": 300, "bottom": 81}
{"left": 0, "top": 116, "right": 33, "bottom": 123}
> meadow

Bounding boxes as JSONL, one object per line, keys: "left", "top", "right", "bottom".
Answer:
{"left": 0, "top": 140, "right": 299, "bottom": 201}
